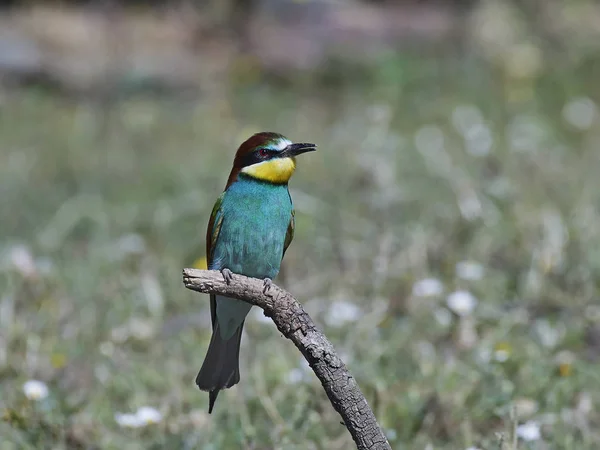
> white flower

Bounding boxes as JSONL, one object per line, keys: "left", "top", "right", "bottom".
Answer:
{"left": 9, "top": 245, "right": 36, "bottom": 277}
{"left": 455, "top": 261, "right": 485, "bottom": 281}
{"left": 115, "top": 413, "right": 143, "bottom": 428}
{"left": 22, "top": 380, "right": 49, "bottom": 400}
{"left": 136, "top": 406, "right": 162, "bottom": 425}
{"left": 516, "top": 421, "right": 541, "bottom": 441}
{"left": 412, "top": 278, "right": 444, "bottom": 297}
{"left": 446, "top": 291, "right": 478, "bottom": 316}
{"left": 115, "top": 406, "right": 163, "bottom": 428}
{"left": 562, "top": 97, "right": 597, "bottom": 130}
{"left": 465, "top": 447, "right": 481, "bottom": 450}
{"left": 325, "top": 301, "right": 361, "bottom": 327}
{"left": 494, "top": 348, "right": 510, "bottom": 362}
{"left": 534, "top": 319, "right": 564, "bottom": 349}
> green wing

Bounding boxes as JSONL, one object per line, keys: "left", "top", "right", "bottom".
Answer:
{"left": 282, "top": 209, "right": 295, "bottom": 258}
{"left": 206, "top": 193, "right": 225, "bottom": 329}
{"left": 206, "top": 192, "right": 225, "bottom": 265}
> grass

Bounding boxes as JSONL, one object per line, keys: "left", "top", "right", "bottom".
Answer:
{"left": 1, "top": 53, "right": 600, "bottom": 449}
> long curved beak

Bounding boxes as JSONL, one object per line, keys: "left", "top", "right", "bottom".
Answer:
{"left": 285, "top": 143, "right": 317, "bottom": 156}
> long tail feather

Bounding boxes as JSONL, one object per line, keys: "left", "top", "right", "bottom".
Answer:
{"left": 196, "top": 321, "right": 244, "bottom": 413}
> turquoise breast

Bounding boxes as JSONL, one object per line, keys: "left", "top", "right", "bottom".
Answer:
{"left": 210, "top": 175, "right": 292, "bottom": 279}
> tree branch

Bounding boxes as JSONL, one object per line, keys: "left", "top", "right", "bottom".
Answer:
{"left": 183, "top": 268, "right": 391, "bottom": 450}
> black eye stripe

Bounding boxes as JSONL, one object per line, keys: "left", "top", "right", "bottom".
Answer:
{"left": 240, "top": 148, "right": 277, "bottom": 167}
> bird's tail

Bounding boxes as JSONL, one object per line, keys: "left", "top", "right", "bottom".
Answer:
{"left": 195, "top": 321, "right": 244, "bottom": 414}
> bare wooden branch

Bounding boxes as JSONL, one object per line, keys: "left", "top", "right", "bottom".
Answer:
{"left": 183, "top": 268, "right": 392, "bottom": 450}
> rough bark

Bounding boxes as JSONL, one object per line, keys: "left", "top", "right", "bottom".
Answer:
{"left": 183, "top": 268, "right": 391, "bottom": 450}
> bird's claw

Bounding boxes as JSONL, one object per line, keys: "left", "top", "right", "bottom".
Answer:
{"left": 262, "top": 278, "right": 273, "bottom": 294}
{"left": 221, "top": 268, "right": 233, "bottom": 285}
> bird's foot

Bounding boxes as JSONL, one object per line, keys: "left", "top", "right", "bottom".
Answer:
{"left": 221, "top": 268, "right": 233, "bottom": 285}
{"left": 262, "top": 278, "right": 273, "bottom": 294}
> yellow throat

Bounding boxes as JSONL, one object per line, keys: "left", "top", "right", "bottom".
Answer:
{"left": 241, "top": 157, "right": 296, "bottom": 184}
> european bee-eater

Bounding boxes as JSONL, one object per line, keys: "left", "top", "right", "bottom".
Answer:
{"left": 196, "top": 132, "right": 316, "bottom": 413}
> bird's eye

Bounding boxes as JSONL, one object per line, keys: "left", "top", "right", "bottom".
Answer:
{"left": 258, "top": 148, "right": 269, "bottom": 158}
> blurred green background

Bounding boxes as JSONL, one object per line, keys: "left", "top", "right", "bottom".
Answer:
{"left": 1, "top": 0, "right": 600, "bottom": 449}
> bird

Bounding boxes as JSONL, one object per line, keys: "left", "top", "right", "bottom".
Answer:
{"left": 195, "top": 131, "right": 316, "bottom": 414}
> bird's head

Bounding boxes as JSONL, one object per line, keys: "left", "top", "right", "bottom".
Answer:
{"left": 226, "top": 132, "right": 316, "bottom": 187}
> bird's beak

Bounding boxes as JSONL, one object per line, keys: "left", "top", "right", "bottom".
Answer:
{"left": 285, "top": 143, "right": 317, "bottom": 157}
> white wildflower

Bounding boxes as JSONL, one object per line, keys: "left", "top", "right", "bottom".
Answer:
{"left": 115, "top": 413, "right": 142, "bottom": 428}
{"left": 534, "top": 319, "right": 564, "bottom": 349}
{"left": 23, "top": 380, "right": 49, "bottom": 400}
{"left": 115, "top": 406, "right": 163, "bottom": 428}
{"left": 494, "top": 348, "right": 510, "bottom": 362}
{"left": 325, "top": 301, "right": 361, "bottom": 327}
{"left": 516, "top": 421, "right": 541, "bottom": 441}
{"left": 455, "top": 261, "right": 485, "bottom": 281}
{"left": 562, "top": 97, "right": 597, "bottom": 130}
{"left": 136, "top": 406, "right": 163, "bottom": 425}
{"left": 412, "top": 278, "right": 444, "bottom": 298}
{"left": 446, "top": 290, "right": 478, "bottom": 316}
{"left": 10, "top": 245, "right": 37, "bottom": 277}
